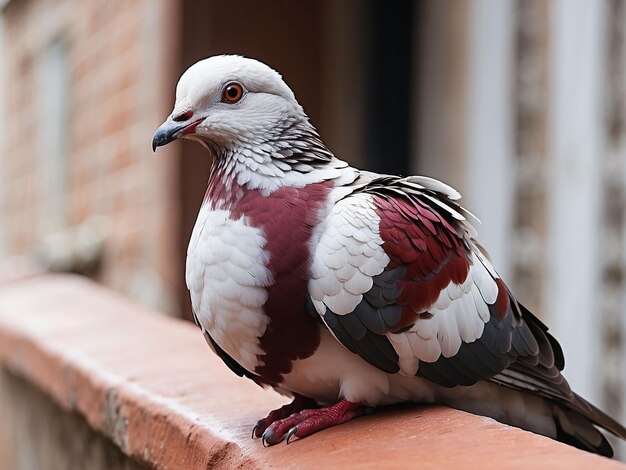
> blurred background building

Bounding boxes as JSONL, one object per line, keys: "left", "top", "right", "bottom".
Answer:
{"left": 1, "top": 0, "right": 625, "bottom": 453}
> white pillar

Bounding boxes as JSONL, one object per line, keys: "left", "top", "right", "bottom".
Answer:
{"left": 464, "top": 0, "right": 516, "bottom": 278}
{"left": 546, "top": 0, "right": 606, "bottom": 403}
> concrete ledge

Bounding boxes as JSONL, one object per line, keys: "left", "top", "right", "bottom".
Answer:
{"left": 0, "top": 274, "right": 624, "bottom": 469}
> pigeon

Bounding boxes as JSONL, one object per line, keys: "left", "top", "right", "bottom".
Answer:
{"left": 153, "top": 55, "right": 626, "bottom": 456}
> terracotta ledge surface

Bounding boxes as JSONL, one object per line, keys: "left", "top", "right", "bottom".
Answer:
{"left": 0, "top": 274, "right": 624, "bottom": 470}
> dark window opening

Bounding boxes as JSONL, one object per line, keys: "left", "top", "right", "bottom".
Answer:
{"left": 364, "top": 0, "right": 414, "bottom": 177}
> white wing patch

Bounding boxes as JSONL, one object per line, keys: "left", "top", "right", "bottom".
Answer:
{"left": 388, "top": 251, "right": 499, "bottom": 375}
{"left": 309, "top": 193, "right": 390, "bottom": 316}
{"left": 186, "top": 204, "right": 272, "bottom": 373}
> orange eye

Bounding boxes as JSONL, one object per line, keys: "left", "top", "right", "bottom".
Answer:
{"left": 222, "top": 82, "right": 244, "bottom": 103}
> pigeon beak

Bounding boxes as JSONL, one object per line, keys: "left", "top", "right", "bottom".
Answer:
{"left": 151, "top": 116, "right": 205, "bottom": 152}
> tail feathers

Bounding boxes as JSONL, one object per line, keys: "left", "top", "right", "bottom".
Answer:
{"left": 555, "top": 394, "right": 626, "bottom": 458}
{"left": 555, "top": 406, "right": 613, "bottom": 457}
{"left": 572, "top": 393, "right": 626, "bottom": 439}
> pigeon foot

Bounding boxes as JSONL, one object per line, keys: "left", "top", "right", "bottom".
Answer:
{"left": 258, "top": 399, "right": 370, "bottom": 446}
{"left": 252, "top": 394, "right": 318, "bottom": 439}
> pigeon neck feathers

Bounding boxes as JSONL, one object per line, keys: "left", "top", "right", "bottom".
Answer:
{"left": 204, "top": 117, "right": 353, "bottom": 208}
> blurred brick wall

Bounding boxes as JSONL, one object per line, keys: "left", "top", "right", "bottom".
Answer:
{"left": 0, "top": 0, "right": 182, "bottom": 313}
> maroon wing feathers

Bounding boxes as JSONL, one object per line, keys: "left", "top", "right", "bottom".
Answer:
{"left": 373, "top": 194, "right": 471, "bottom": 332}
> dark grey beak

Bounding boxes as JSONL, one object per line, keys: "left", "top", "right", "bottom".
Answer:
{"left": 152, "top": 119, "right": 187, "bottom": 152}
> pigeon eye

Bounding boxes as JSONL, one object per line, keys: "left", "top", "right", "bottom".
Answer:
{"left": 222, "top": 82, "right": 244, "bottom": 103}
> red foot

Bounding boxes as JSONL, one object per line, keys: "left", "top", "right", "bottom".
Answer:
{"left": 258, "top": 399, "right": 370, "bottom": 446}
{"left": 252, "top": 395, "right": 318, "bottom": 438}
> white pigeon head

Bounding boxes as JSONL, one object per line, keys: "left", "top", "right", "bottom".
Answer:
{"left": 152, "top": 55, "right": 309, "bottom": 153}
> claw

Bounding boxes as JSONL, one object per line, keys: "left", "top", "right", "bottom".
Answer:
{"left": 252, "top": 423, "right": 259, "bottom": 439}
{"left": 286, "top": 426, "right": 298, "bottom": 445}
{"left": 261, "top": 428, "right": 284, "bottom": 447}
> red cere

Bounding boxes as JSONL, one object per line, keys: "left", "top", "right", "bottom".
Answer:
{"left": 373, "top": 195, "right": 471, "bottom": 333}
{"left": 173, "top": 110, "right": 193, "bottom": 122}
{"left": 493, "top": 278, "right": 510, "bottom": 321}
